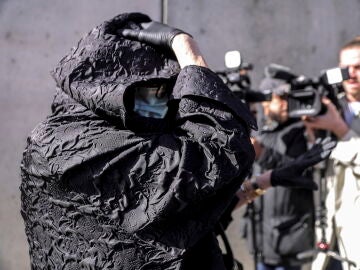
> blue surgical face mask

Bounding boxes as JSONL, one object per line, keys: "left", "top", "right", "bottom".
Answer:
{"left": 133, "top": 85, "right": 169, "bottom": 119}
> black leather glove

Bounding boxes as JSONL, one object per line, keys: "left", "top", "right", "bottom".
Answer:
{"left": 118, "top": 20, "right": 190, "bottom": 50}
{"left": 270, "top": 137, "right": 336, "bottom": 190}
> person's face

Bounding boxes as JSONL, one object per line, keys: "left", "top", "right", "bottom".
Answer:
{"left": 262, "top": 93, "right": 288, "bottom": 123}
{"left": 339, "top": 47, "right": 360, "bottom": 102}
{"left": 133, "top": 83, "right": 170, "bottom": 119}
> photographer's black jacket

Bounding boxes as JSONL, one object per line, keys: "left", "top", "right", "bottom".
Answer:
{"left": 20, "top": 13, "right": 256, "bottom": 270}
{"left": 242, "top": 120, "right": 315, "bottom": 266}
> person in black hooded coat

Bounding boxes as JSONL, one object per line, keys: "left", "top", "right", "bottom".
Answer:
{"left": 20, "top": 13, "right": 257, "bottom": 270}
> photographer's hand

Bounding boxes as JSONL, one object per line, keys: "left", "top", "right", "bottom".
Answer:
{"left": 270, "top": 137, "right": 337, "bottom": 190}
{"left": 303, "top": 98, "right": 349, "bottom": 139}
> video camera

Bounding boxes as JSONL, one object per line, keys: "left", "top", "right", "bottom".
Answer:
{"left": 266, "top": 63, "right": 350, "bottom": 118}
{"left": 217, "top": 51, "right": 272, "bottom": 103}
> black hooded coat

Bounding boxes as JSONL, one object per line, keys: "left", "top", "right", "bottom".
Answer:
{"left": 20, "top": 13, "right": 256, "bottom": 270}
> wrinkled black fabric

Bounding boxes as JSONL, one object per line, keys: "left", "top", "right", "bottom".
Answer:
{"left": 20, "top": 13, "right": 255, "bottom": 270}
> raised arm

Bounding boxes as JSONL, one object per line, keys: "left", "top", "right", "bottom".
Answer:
{"left": 236, "top": 137, "right": 336, "bottom": 208}
{"left": 171, "top": 33, "right": 208, "bottom": 68}
{"left": 119, "top": 20, "right": 208, "bottom": 68}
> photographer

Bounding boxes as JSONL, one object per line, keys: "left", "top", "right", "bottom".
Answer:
{"left": 241, "top": 75, "right": 319, "bottom": 270}
{"left": 304, "top": 37, "right": 360, "bottom": 270}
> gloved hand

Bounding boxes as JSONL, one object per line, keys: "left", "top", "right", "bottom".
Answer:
{"left": 118, "top": 20, "right": 190, "bottom": 50}
{"left": 270, "top": 137, "right": 336, "bottom": 190}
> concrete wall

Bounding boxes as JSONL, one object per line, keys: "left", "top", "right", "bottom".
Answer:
{"left": 168, "top": 0, "right": 360, "bottom": 85}
{"left": 1, "top": 1, "right": 359, "bottom": 269}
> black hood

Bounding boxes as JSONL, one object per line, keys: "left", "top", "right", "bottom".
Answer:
{"left": 51, "top": 12, "right": 257, "bottom": 132}
{"left": 51, "top": 12, "right": 181, "bottom": 129}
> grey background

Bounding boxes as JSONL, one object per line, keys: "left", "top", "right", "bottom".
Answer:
{"left": 1, "top": 1, "right": 359, "bottom": 269}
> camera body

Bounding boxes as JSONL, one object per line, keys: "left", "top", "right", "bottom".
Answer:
{"left": 266, "top": 64, "right": 350, "bottom": 118}
{"left": 287, "top": 88, "right": 322, "bottom": 118}
{"left": 217, "top": 50, "right": 272, "bottom": 103}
